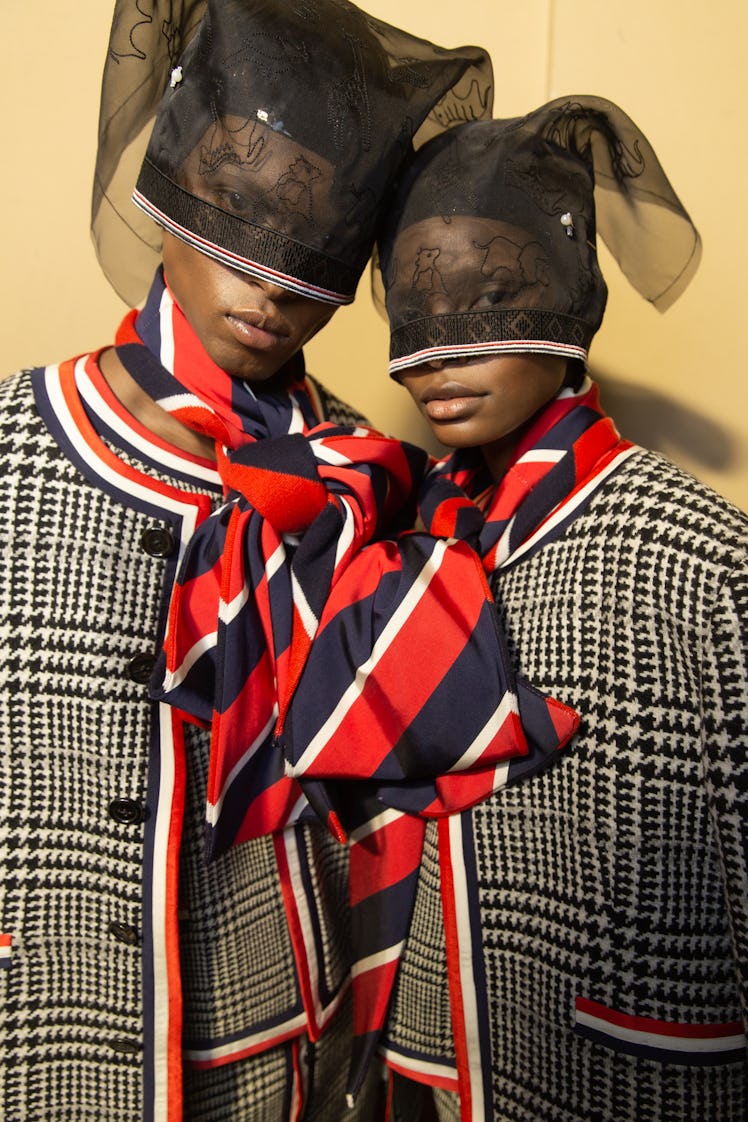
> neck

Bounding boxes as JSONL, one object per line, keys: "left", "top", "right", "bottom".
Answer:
{"left": 99, "top": 347, "right": 217, "bottom": 461}
{"left": 480, "top": 431, "right": 525, "bottom": 481}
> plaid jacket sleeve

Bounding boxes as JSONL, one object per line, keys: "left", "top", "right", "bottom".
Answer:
{"left": 703, "top": 554, "right": 748, "bottom": 1044}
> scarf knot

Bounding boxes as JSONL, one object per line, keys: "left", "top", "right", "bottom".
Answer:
{"left": 122, "top": 272, "right": 633, "bottom": 1107}
{"left": 217, "top": 432, "right": 329, "bottom": 533}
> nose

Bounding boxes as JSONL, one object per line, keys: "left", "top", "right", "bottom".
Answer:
{"left": 241, "top": 270, "right": 291, "bottom": 303}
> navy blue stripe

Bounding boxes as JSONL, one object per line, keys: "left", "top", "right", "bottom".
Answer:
{"left": 379, "top": 1035, "right": 457, "bottom": 1072}
{"left": 203, "top": 732, "right": 288, "bottom": 859}
{"left": 574, "top": 1022, "right": 746, "bottom": 1066}
{"left": 350, "top": 866, "right": 421, "bottom": 962}
{"left": 184, "top": 1004, "right": 305, "bottom": 1052}
{"left": 459, "top": 813, "right": 495, "bottom": 1118}
{"left": 386, "top": 600, "right": 515, "bottom": 782}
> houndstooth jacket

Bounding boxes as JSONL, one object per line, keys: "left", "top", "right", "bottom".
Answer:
{"left": 0, "top": 357, "right": 371, "bottom": 1122}
{"left": 383, "top": 448, "right": 748, "bottom": 1122}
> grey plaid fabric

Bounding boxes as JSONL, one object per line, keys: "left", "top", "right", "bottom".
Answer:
{"left": 184, "top": 991, "right": 385, "bottom": 1121}
{"left": 0, "top": 365, "right": 372, "bottom": 1122}
{"left": 386, "top": 449, "right": 748, "bottom": 1122}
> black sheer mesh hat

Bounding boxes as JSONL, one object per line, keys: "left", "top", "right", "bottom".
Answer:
{"left": 92, "top": 0, "right": 493, "bottom": 307}
{"left": 377, "top": 95, "right": 701, "bottom": 376}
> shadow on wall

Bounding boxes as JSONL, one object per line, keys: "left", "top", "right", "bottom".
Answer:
{"left": 592, "top": 368, "right": 741, "bottom": 475}
{"left": 389, "top": 365, "right": 742, "bottom": 491}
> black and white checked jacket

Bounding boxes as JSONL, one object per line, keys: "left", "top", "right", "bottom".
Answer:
{"left": 385, "top": 447, "right": 748, "bottom": 1122}
{"left": 0, "top": 361, "right": 369, "bottom": 1122}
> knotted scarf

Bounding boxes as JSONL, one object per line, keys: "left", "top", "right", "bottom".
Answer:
{"left": 116, "top": 270, "right": 588, "bottom": 1105}
{"left": 115, "top": 269, "right": 430, "bottom": 839}
{"left": 279, "top": 375, "right": 632, "bottom": 1101}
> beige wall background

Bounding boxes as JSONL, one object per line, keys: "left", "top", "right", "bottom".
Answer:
{"left": 2, "top": 0, "right": 746, "bottom": 510}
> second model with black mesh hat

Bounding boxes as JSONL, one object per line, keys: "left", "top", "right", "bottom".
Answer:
{"left": 377, "top": 95, "right": 700, "bottom": 376}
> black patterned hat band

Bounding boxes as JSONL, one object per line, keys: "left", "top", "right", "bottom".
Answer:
{"left": 376, "top": 95, "right": 701, "bottom": 375}
{"left": 92, "top": 0, "right": 493, "bottom": 306}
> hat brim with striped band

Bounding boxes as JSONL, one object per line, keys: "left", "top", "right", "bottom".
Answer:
{"left": 388, "top": 308, "right": 593, "bottom": 377}
{"left": 133, "top": 164, "right": 357, "bottom": 307}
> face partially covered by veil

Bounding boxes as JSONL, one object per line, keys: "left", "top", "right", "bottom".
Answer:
{"left": 377, "top": 95, "right": 701, "bottom": 376}
{"left": 92, "top": 0, "right": 494, "bottom": 306}
{"left": 174, "top": 114, "right": 338, "bottom": 242}
{"left": 386, "top": 214, "right": 576, "bottom": 323}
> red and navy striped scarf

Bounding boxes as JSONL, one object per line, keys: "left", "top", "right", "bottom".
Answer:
{"left": 278, "top": 376, "right": 632, "bottom": 1101}
{"left": 118, "top": 271, "right": 591, "bottom": 1104}
{"left": 114, "top": 269, "right": 431, "bottom": 840}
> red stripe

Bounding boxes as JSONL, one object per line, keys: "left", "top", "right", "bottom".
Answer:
{"left": 352, "top": 959, "right": 402, "bottom": 1034}
{"left": 219, "top": 504, "right": 250, "bottom": 607}
{"left": 224, "top": 461, "right": 328, "bottom": 532}
{"left": 290, "top": 1038, "right": 305, "bottom": 1122}
{"left": 58, "top": 359, "right": 214, "bottom": 513}
{"left": 187, "top": 1022, "right": 303, "bottom": 1069}
{"left": 383, "top": 1056, "right": 459, "bottom": 1093}
{"left": 348, "top": 815, "right": 424, "bottom": 906}
{"left": 315, "top": 543, "right": 403, "bottom": 632}
{"left": 163, "top": 574, "right": 221, "bottom": 675}
{"left": 208, "top": 653, "right": 276, "bottom": 800}
{"left": 232, "top": 776, "right": 303, "bottom": 842}
{"left": 491, "top": 456, "right": 556, "bottom": 521}
{"left": 274, "top": 835, "right": 321, "bottom": 1039}
{"left": 281, "top": 601, "right": 317, "bottom": 719}
{"left": 302, "top": 542, "right": 490, "bottom": 776}
{"left": 570, "top": 417, "right": 619, "bottom": 484}
{"left": 172, "top": 404, "right": 231, "bottom": 446}
{"left": 426, "top": 759, "right": 511, "bottom": 816}
{"left": 165, "top": 713, "right": 187, "bottom": 1122}
{"left": 385, "top": 1069, "right": 394, "bottom": 1119}
{"left": 547, "top": 695, "right": 581, "bottom": 745}
{"left": 429, "top": 494, "right": 472, "bottom": 538}
{"left": 438, "top": 818, "right": 473, "bottom": 1119}
{"left": 575, "top": 996, "right": 744, "bottom": 1040}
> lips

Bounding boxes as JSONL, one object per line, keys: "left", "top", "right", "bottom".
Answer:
{"left": 419, "top": 380, "right": 485, "bottom": 423}
{"left": 225, "top": 307, "right": 290, "bottom": 351}
{"left": 421, "top": 380, "right": 481, "bottom": 404}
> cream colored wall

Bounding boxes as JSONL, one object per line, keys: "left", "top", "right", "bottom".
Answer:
{"left": 2, "top": 1, "right": 746, "bottom": 509}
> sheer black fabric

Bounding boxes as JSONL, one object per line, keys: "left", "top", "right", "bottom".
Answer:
{"left": 92, "top": 0, "right": 493, "bottom": 305}
{"left": 376, "top": 95, "right": 701, "bottom": 374}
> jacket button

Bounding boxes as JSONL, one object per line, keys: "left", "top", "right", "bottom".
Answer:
{"left": 126, "top": 653, "right": 157, "bottom": 685}
{"left": 110, "top": 1038, "right": 141, "bottom": 1054}
{"left": 141, "top": 526, "right": 177, "bottom": 558}
{"left": 109, "top": 921, "right": 139, "bottom": 946}
{"left": 108, "top": 798, "right": 144, "bottom": 826}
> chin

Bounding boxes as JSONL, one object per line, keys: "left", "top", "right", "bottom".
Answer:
{"left": 428, "top": 424, "right": 480, "bottom": 450}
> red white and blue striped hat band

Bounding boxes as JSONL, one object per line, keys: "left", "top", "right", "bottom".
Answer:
{"left": 132, "top": 181, "right": 354, "bottom": 307}
{"left": 388, "top": 308, "right": 592, "bottom": 376}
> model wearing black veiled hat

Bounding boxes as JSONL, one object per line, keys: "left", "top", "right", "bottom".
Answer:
{"left": 370, "top": 97, "right": 748, "bottom": 1122}
{"left": 0, "top": 3, "right": 494, "bottom": 1120}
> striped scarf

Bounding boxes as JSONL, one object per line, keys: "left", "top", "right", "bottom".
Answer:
{"left": 114, "top": 269, "right": 430, "bottom": 849}
{"left": 279, "top": 376, "right": 631, "bottom": 1101}
{"left": 118, "top": 271, "right": 597, "bottom": 1105}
